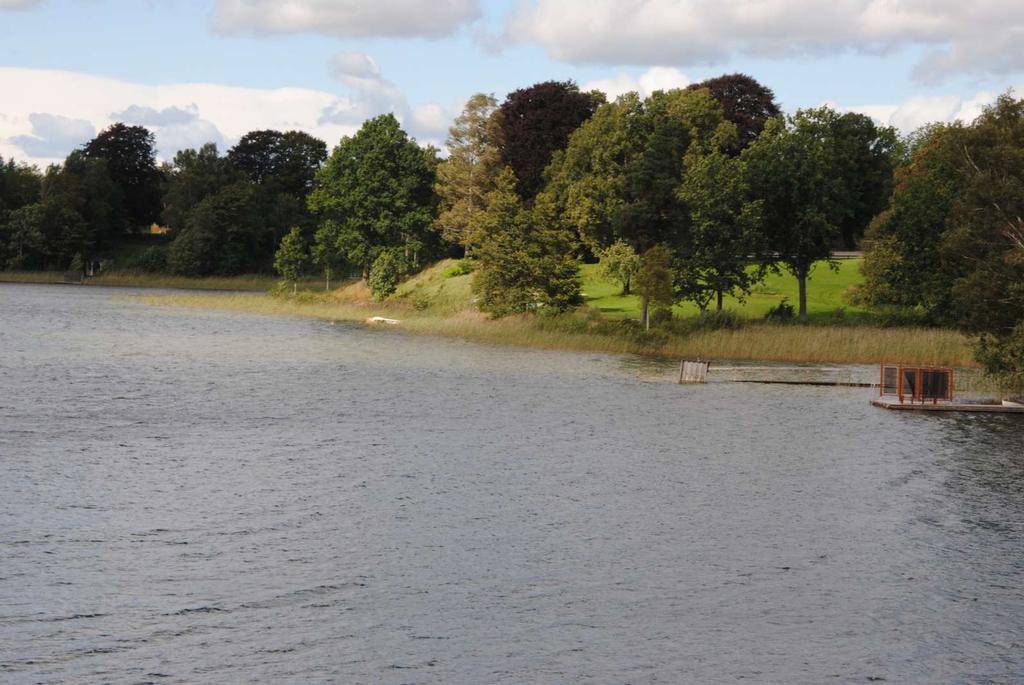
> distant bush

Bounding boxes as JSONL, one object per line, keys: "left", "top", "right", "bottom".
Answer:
{"left": 765, "top": 298, "right": 796, "bottom": 323}
{"left": 441, "top": 260, "right": 474, "bottom": 278}
{"left": 662, "top": 309, "right": 745, "bottom": 335}
{"left": 368, "top": 248, "right": 410, "bottom": 301}
{"left": 125, "top": 246, "right": 168, "bottom": 273}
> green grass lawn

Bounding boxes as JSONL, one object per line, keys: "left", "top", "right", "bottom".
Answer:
{"left": 581, "top": 259, "right": 867, "bottom": 323}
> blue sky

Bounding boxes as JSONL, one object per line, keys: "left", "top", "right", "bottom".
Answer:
{"left": 2, "top": 0, "right": 1022, "bottom": 166}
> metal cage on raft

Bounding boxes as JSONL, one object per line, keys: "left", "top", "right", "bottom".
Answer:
{"left": 879, "top": 365, "right": 954, "bottom": 404}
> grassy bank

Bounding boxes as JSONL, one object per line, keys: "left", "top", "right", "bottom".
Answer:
{"left": 582, "top": 258, "right": 869, "bottom": 322}
{"left": 133, "top": 260, "right": 977, "bottom": 368}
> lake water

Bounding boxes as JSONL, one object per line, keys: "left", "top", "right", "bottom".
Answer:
{"left": 1, "top": 283, "right": 1022, "bottom": 684}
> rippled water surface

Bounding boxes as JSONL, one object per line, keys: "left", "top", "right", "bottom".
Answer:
{"left": 2, "top": 283, "right": 1023, "bottom": 684}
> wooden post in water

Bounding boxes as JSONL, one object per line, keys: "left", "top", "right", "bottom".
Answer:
{"left": 678, "top": 359, "right": 710, "bottom": 384}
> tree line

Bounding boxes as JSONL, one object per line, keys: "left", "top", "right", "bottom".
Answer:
{"left": 2, "top": 74, "right": 1022, "bottom": 385}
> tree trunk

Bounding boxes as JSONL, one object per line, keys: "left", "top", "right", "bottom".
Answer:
{"left": 293, "top": 282, "right": 297, "bottom": 295}
{"left": 798, "top": 270, "right": 808, "bottom": 322}
{"left": 622, "top": 279, "right": 631, "bottom": 296}
{"left": 716, "top": 289, "right": 724, "bottom": 311}
{"left": 641, "top": 295, "right": 650, "bottom": 330}
{"left": 325, "top": 275, "right": 330, "bottom": 291}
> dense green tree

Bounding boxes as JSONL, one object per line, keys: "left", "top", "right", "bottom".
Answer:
{"left": 634, "top": 244, "right": 675, "bottom": 328}
{"left": 83, "top": 123, "right": 162, "bottom": 231}
{"left": 829, "top": 113, "right": 900, "bottom": 248}
{"left": 598, "top": 240, "right": 641, "bottom": 295}
{"left": 472, "top": 168, "right": 581, "bottom": 317}
{"left": 161, "top": 143, "right": 243, "bottom": 234}
{"left": 311, "top": 222, "right": 346, "bottom": 290}
{"left": 497, "top": 80, "right": 601, "bottom": 201}
{"left": 228, "top": 130, "right": 328, "bottom": 247}
{"left": 168, "top": 181, "right": 266, "bottom": 275}
{"left": 367, "top": 247, "right": 410, "bottom": 301}
{"left": 860, "top": 123, "right": 962, "bottom": 312}
{"left": 744, "top": 107, "right": 887, "bottom": 321}
{"left": 677, "top": 133, "right": 765, "bottom": 311}
{"left": 434, "top": 93, "right": 501, "bottom": 252}
{"left": 309, "top": 114, "right": 439, "bottom": 279}
{"left": 0, "top": 156, "right": 43, "bottom": 269}
{"left": 274, "top": 226, "right": 310, "bottom": 293}
{"left": 548, "top": 88, "right": 728, "bottom": 255}
{"left": 686, "top": 74, "right": 780, "bottom": 149}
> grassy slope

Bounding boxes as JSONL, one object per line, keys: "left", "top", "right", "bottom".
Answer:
{"left": 582, "top": 259, "right": 867, "bottom": 322}
{"left": 133, "top": 258, "right": 978, "bottom": 368}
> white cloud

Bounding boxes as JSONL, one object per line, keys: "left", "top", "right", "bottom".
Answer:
{"left": 837, "top": 88, "right": 1012, "bottom": 133}
{"left": 9, "top": 113, "right": 94, "bottom": 158}
{"left": 330, "top": 52, "right": 381, "bottom": 81}
{"left": 582, "top": 67, "right": 691, "bottom": 100}
{"left": 0, "top": 67, "right": 350, "bottom": 166}
{"left": 214, "top": 0, "right": 480, "bottom": 38}
{"left": 0, "top": 66, "right": 454, "bottom": 167}
{"left": 111, "top": 104, "right": 228, "bottom": 158}
{"left": 322, "top": 52, "right": 452, "bottom": 144}
{"left": 509, "top": 0, "right": 1024, "bottom": 83}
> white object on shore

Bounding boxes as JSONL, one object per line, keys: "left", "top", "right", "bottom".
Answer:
{"left": 366, "top": 316, "right": 400, "bottom": 325}
{"left": 1002, "top": 399, "right": 1024, "bottom": 408}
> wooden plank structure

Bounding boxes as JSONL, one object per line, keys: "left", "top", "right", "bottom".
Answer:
{"left": 678, "top": 360, "right": 710, "bottom": 384}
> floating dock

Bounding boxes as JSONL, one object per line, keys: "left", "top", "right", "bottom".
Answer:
{"left": 870, "top": 397, "right": 1024, "bottom": 413}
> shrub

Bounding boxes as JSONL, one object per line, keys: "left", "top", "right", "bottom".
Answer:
{"left": 368, "top": 248, "right": 410, "bottom": 301}
{"left": 765, "top": 298, "right": 796, "bottom": 322}
{"left": 441, "top": 260, "right": 473, "bottom": 278}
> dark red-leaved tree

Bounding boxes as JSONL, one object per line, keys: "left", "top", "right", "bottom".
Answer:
{"left": 497, "top": 80, "right": 600, "bottom": 201}
{"left": 687, "top": 74, "right": 780, "bottom": 149}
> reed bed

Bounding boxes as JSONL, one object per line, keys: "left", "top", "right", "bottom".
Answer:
{"left": 136, "top": 290, "right": 977, "bottom": 368}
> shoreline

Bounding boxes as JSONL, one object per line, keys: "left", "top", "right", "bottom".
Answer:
{"left": 130, "top": 289, "right": 980, "bottom": 370}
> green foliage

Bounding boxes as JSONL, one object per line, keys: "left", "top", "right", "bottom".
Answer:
{"left": 764, "top": 299, "right": 796, "bottom": 322}
{"left": 975, "top": 325, "right": 1024, "bottom": 392}
{"left": 125, "top": 245, "right": 168, "bottom": 272}
{"left": 83, "top": 123, "right": 162, "bottom": 230}
{"left": 634, "top": 244, "right": 675, "bottom": 326}
{"left": 677, "top": 142, "right": 764, "bottom": 310}
{"left": 434, "top": 93, "right": 501, "bottom": 252}
{"left": 309, "top": 114, "right": 439, "bottom": 278}
{"left": 742, "top": 106, "right": 896, "bottom": 319}
{"left": 472, "top": 168, "right": 581, "bottom": 317}
{"left": 274, "top": 226, "right": 310, "bottom": 291}
{"left": 367, "top": 248, "right": 410, "bottom": 301}
{"left": 169, "top": 181, "right": 267, "bottom": 276}
{"left": 441, "top": 260, "right": 473, "bottom": 278}
{"left": 161, "top": 143, "right": 243, "bottom": 234}
{"left": 597, "top": 240, "right": 641, "bottom": 294}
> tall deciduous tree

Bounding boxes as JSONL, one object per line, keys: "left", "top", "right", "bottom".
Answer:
{"left": 634, "top": 244, "right": 675, "bottom": 329}
{"left": 686, "top": 73, "right": 780, "bottom": 149}
{"left": 435, "top": 93, "right": 501, "bottom": 253}
{"left": 162, "top": 143, "right": 243, "bottom": 235}
{"left": 743, "top": 113, "right": 842, "bottom": 321}
{"left": 228, "top": 130, "right": 328, "bottom": 247}
{"left": 472, "top": 168, "right": 581, "bottom": 317}
{"left": 83, "top": 123, "right": 162, "bottom": 231}
{"left": 598, "top": 240, "right": 641, "bottom": 295}
{"left": 168, "top": 181, "right": 266, "bottom": 275}
{"left": 497, "top": 80, "right": 600, "bottom": 201}
{"left": 309, "top": 114, "right": 438, "bottom": 279}
{"left": 677, "top": 130, "right": 765, "bottom": 311}
{"left": 274, "top": 226, "right": 310, "bottom": 293}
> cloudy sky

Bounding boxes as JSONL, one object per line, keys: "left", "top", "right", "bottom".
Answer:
{"left": 1, "top": 0, "right": 1022, "bottom": 166}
